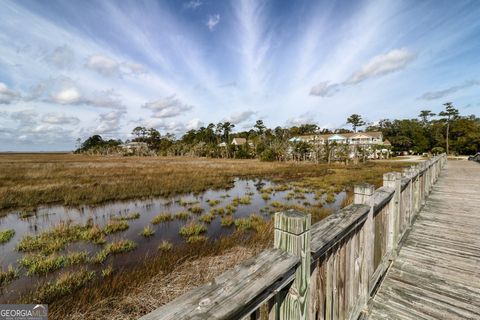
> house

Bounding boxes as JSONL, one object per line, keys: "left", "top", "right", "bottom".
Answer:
{"left": 231, "top": 137, "right": 247, "bottom": 146}
{"left": 291, "top": 131, "right": 386, "bottom": 146}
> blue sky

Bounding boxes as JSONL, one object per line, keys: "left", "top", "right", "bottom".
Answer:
{"left": 0, "top": 0, "right": 479, "bottom": 151}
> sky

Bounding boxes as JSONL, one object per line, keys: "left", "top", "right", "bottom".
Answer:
{"left": 0, "top": 0, "right": 479, "bottom": 151}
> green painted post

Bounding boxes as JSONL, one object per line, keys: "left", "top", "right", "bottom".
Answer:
{"left": 273, "top": 211, "right": 311, "bottom": 320}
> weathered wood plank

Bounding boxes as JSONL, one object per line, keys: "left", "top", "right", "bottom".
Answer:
{"left": 140, "top": 248, "right": 299, "bottom": 320}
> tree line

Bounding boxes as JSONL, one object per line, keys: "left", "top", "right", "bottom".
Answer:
{"left": 76, "top": 102, "right": 480, "bottom": 159}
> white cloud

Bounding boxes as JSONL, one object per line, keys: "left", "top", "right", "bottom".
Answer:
{"left": 184, "top": 0, "right": 202, "bottom": 9}
{"left": 92, "top": 110, "right": 126, "bottom": 134}
{"left": 223, "top": 110, "right": 256, "bottom": 124}
{"left": 142, "top": 95, "right": 193, "bottom": 118}
{"left": 53, "top": 87, "right": 81, "bottom": 104}
{"left": 187, "top": 118, "right": 204, "bottom": 130}
{"left": 344, "top": 48, "right": 417, "bottom": 85}
{"left": 310, "top": 48, "right": 417, "bottom": 97}
{"left": 42, "top": 112, "right": 80, "bottom": 125}
{"left": 0, "top": 82, "right": 20, "bottom": 104}
{"left": 86, "top": 54, "right": 120, "bottom": 77}
{"left": 44, "top": 45, "right": 75, "bottom": 69}
{"left": 309, "top": 82, "right": 340, "bottom": 97}
{"left": 206, "top": 14, "right": 220, "bottom": 31}
{"left": 418, "top": 80, "right": 480, "bottom": 100}
{"left": 85, "top": 54, "right": 146, "bottom": 77}
{"left": 285, "top": 112, "right": 317, "bottom": 127}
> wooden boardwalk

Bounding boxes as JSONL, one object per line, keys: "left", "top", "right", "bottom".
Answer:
{"left": 368, "top": 160, "right": 480, "bottom": 320}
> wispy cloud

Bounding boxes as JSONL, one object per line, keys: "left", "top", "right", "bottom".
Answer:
{"left": 418, "top": 80, "right": 479, "bottom": 100}
{"left": 184, "top": 0, "right": 202, "bottom": 10}
{"left": 344, "top": 48, "right": 417, "bottom": 85}
{"left": 310, "top": 48, "right": 417, "bottom": 96}
{"left": 206, "top": 14, "right": 220, "bottom": 31}
{"left": 222, "top": 110, "right": 256, "bottom": 124}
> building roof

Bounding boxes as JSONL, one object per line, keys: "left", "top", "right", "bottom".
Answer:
{"left": 293, "top": 131, "right": 383, "bottom": 141}
{"left": 383, "top": 139, "right": 392, "bottom": 146}
{"left": 232, "top": 137, "right": 247, "bottom": 145}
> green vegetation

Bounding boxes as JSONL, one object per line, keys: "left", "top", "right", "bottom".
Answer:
{"left": 30, "top": 269, "right": 95, "bottom": 303}
{"left": 151, "top": 213, "right": 173, "bottom": 224}
{"left": 0, "top": 229, "right": 15, "bottom": 244}
{"left": 234, "top": 214, "right": 265, "bottom": 232}
{"left": 20, "top": 251, "right": 89, "bottom": 276}
{"left": 112, "top": 212, "right": 140, "bottom": 221}
{"left": 179, "top": 222, "right": 207, "bottom": 238}
{"left": 141, "top": 225, "right": 155, "bottom": 237}
{"left": 231, "top": 196, "right": 252, "bottom": 206}
{"left": 158, "top": 240, "right": 173, "bottom": 251}
{"left": 210, "top": 207, "right": 225, "bottom": 215}
{"left": 188, "top": 205, "right": 204, "bottom": 214}
{"left": 175, "top": 211, "right": 191, "bottom": 220}
{"left": 103, "top": 220, "right": 129, "bottom": 235}
{"left": 261, "top": 193, "right": 271, "bottom": 201}
{"left": 220, "top": 216, "right": 234, "bottom": 227}
{"left": 178, "top": 199, "right": 199, "bottom": 206}
{"left": 206, "top": 199, "right": 221, "bottom": 206}
{"left": 186, "top": 235, "right": 208, "bottom": 243}
{"left": 0, "top": 265, "right": 18, "bottom": 287}
{"left": 101, "top": 265, "right": 113, "bottom": 278}
{"left": 199, "top": 212, "right": 215, "bottom": 223}
{"left": 92, "top": 240, "right": 137, "bottom": 264}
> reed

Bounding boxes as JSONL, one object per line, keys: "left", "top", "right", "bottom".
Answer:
{"left": 0, "top": 229, "right": 15, "bottom": 244}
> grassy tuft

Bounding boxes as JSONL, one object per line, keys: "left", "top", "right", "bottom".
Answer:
{"left": 188, "top": 205, "right": 204, "bottom": 214}
{"left": 199, "top": 212, "right": 215, "bottom": 223}
{"left": 0, "top": 265, "right": 19, "bottom": 287}
{"left": 92, "top": 240, "right": 137, "bottom": 264}
{"left": 158, "top": 240, "right": 173, "bottom": 251}
{"left": 30, "top": 269, "right": 95, "bottom": 304}
{"left": 206, "top": 199, "right": 221, "bottom": 206}
{"left": 112, "top": 212, "right": 140, "bottom": 221}
{"left": 141, "top": 225, "right": 155, "bottom": 237}
{"left": 20, "top": 251, "right": 89, "bottom": 276}
{"left": 103, "top": 220, "right": 129, "bottom": 235}
{"left": 220, "top": 216, "right": 234, "bottom": 227}
{"left": 179, "top": 222, "right": 207, "bottom": 238}
{"left": 151, "top": 213, "right": 173, "bottom": 224}
{"left": 0, "top": 229, "right": 15, "bottom": 244}
{"left": 174, "top": 211, "right": 190, "bottom": 220}
{"left": 186, "top": 235, "right": 208, "bottom": 243}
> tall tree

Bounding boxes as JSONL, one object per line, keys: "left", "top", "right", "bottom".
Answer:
{"left": 439, "top": 102, "right": 459, "bottom": 154}
{"left": 346, "top": 114, "right": 366, "bottom": 132}
{"left": 254, "top": 120, "right": 266, "bottom": 136}
{"left": 418, "top": 110, "right": 436, "bottom": 125}
{"left": 222, "top": 122, "right": 235, "bottom": 142}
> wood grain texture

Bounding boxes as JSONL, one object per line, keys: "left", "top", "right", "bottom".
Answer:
{"left": 368, "top": 159, "right": 480, "bottom": 320}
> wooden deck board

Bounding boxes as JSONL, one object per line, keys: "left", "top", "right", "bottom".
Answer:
{"left": 368, "top": 160, "right": 480, "bottom": 320}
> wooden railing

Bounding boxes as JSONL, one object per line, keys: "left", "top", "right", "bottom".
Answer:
{"left": 140, "top": 154, "right": 447, "bottom": 320}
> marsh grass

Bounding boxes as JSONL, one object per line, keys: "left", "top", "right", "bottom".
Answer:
{"left": 188, "top": 205, "right": 204, "bottom": 214}
{"left": 103, "top": 220, "right": 129, "bottom": 235}
{"left": 0, "top": 229, "right": 15, "bottom": 244}
{"left": 234, "top": 214, "right": 265, "bottom": 232}
{"left": 199, "top": 212, "right": 215, "bottom": 223}
{"left": 0, "top": 154, "right": 410, "bottom": 213}
{"left": 20, "top": 251, "right": 89, "bottom": 276}
{"left": 151, "top": 213, "right": 173, "bottom": 224}
{"left": 101, "top": 265, "right": 113, "bottom": 278}
{"left": 29, "top": 269, "right": 96, "bottom": 304}
{"left": 158, "top": 240, "right": 173, "bottom": 251}
{"left": 231, "top": 196, "right": 252, "bottom": 206}
{"left": 179, "top": 222, "right": 207, "bottom": 239}
{"left": 221, "top": 216, "right": 234, "bottom": 227}
{"left": 112, "top": 212, "right": 140, "bottom": 221}
{"left": 206, "top": 199, "right": 221, "bottom": 206}
{"left": 92, "top": 240, "right": 137, "bottom": 264}
{"left": 210, "top": 207, "right": 225, "bottom": 215}
{"left": 0, "top": 265, "right": 18, "bottom": 287}
{"left": 141, "top": 225, "right": 155, "bottom": 237}
{"left": 186, "top": 235, "right": 208, "bottom": 243}
{"left": 175, "top": 211, "right": 190, "bottom": 220}
{"left": 261, "top": 193, "right": 271, "bottom": 201}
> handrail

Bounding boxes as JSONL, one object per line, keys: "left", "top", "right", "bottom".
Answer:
{"left": 140, "top": 154, "right": 447, "bottom": 320}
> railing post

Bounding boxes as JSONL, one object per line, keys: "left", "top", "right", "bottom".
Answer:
{"left": 383, "top": 172, "right": 401, "bottom": 255}
{"left": 273, "top": 211, "right": 311, "bottom": 320}
{"left": 353, "top": 184, "right": 374, "bottom": 299}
